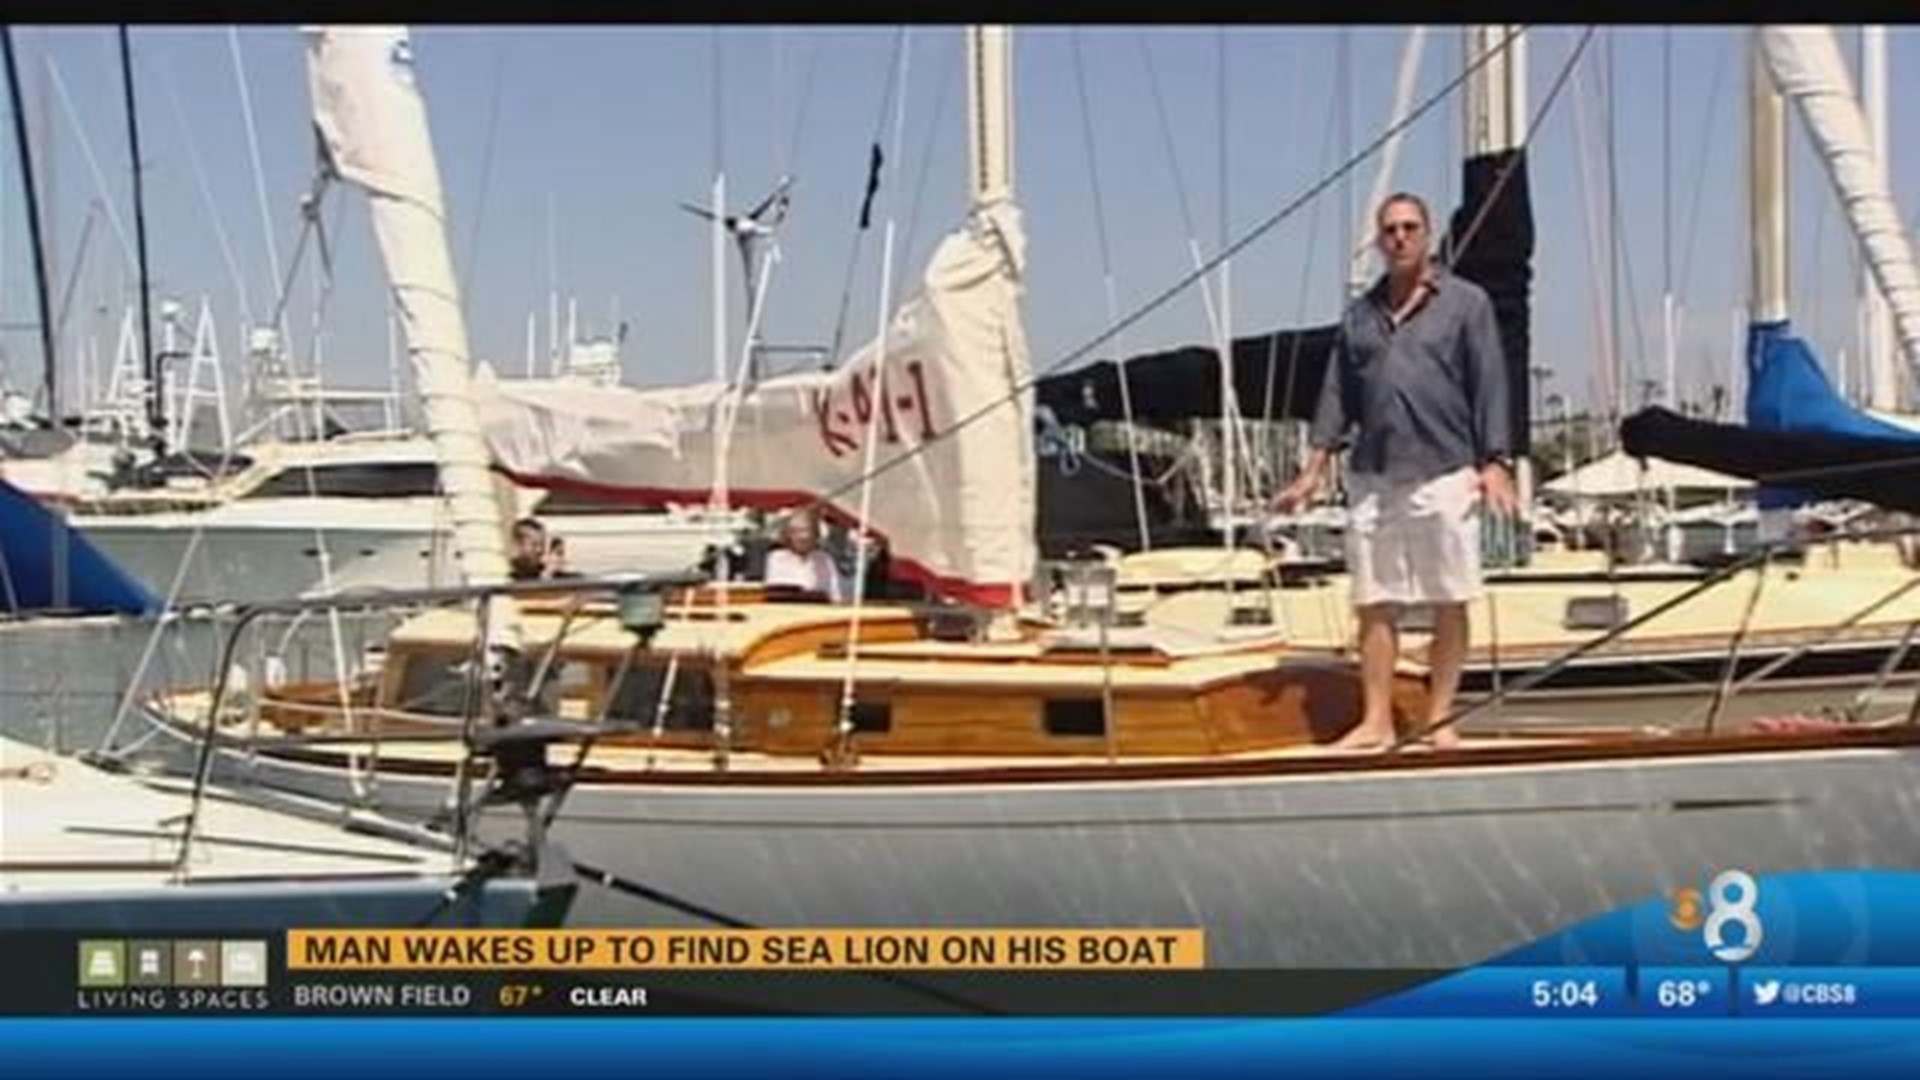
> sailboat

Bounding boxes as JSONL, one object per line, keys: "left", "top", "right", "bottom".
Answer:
{"left": 133, "top": 25, "right": 1920, "bottom": 971}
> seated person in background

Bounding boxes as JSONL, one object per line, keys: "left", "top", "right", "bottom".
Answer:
{"left": 509, "top": 517, "right": 573, "bottom": 581}
{"left": 763, "top": 506, "right": 846, "bottom": 601}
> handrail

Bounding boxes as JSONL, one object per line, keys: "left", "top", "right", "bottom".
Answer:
{"left": 170, "top": 569, "right": 704, "bottom": 878}
{"left": 1396, "top": 520, "right": 1920, "bottom": 751}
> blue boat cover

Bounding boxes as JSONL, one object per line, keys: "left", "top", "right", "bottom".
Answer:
{"left": 0, "top": 477, "right": 156, "bottom": 615}
{"left": 1745, "top": 319, "right": 1920, "bottom": 509}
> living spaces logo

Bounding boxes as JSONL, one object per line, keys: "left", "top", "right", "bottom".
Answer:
{"left": 76, "top": 938, "right": 271, "bottom": 1011}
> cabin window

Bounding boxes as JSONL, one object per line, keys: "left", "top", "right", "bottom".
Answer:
{"left": 1043, "top": 698, "right": 1106, "bottom": 738}
{"left": 1564, "top": 595, "right": 1630, "bottom": 631}
{"left": 848, "top": 700, "right": 892, "bottom": 734}
{"left": 392, "top": 653, "right": 481, "bottom": 717}
{"left": 601, "top": 664, "right": 716, "bottom": 731}
{"left": 246, "top": 462, "right": 441, "bottom": 499}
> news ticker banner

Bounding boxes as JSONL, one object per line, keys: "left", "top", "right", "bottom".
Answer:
{"left": 10, "top": 929, "right": 1440, "bottom": 1016}
{"left": 10, "top": 870, "right": 1920, "bottom": 1018}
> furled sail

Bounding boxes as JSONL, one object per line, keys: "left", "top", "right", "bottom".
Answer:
{"left": 480, "top": 202, "right": 1037, "bottom": 608}
{"left": 304, "top": 26, "right": 512, "bottom": 588}
{"left": 1758, "top": 26, "right": 1920, "bottom": 376}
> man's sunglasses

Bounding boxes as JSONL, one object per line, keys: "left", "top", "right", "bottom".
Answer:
{"left": 1379, "top": 222, "right": 1424, "bottom": 237}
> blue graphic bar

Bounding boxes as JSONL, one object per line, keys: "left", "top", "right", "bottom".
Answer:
{"left": 1735, "top": 968, "right": 1920, "bottom": 1018}
{"left": 11, "top": 1018, "right": 1920, "bottom": 1079}
{"left": 1636, "top": 967, "right": 1733, "bottom": 1016}
{"left": 1347, "top": 966, "right": 1630, "bottom": 1017}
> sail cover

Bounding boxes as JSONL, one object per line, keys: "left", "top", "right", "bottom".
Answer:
{"left": 1036, "top": 147, "right": 1535, "bottom": 455}
{"left": 0, "top": 479, "right": 156, "bottom": 616}
{"left": 479, "top": 202, "right": 1037, "bottom": 608}
{"left": 1620, "top": 321, "right": 1920, "bottom": 513}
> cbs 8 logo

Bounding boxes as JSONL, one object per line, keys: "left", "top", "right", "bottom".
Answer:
{"left": 1703, "top": 869, "right": 1763, "bottom": 962}
{"left": 1671, "top": 869, "right": 1763, "bottom": 962}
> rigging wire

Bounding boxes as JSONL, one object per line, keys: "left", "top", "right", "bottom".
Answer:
{"left": 895, "top": 35, "right": 957, "bottom": 304}
{"left": 836, "top": 27, "right": 914, "bottom": 745}
{"left": 1569, "top": 59, "right": 1616, "bottom": 434}
{"left": 228, "top": 27, "right": 282, "bottom": 296}
{"left": 42, "top": 54, "right": 135, "bottom": 273}
{"left": 458, "top": 42, "right": 510, "bottom": 313}
{"left": 824, "top": 28, "right": 910, "bottom": 368}
{"left": 1069, "top": 28, "right": 1152, "bottom": 552}
{"left": 1604, "top": 30, "right": 1652, "bottom": 414}
{"left": 159, "top": 60, "right": 250, "bottom": 325}
{"left": 1674, "top": 36, "right": 1730, "bottom": 300}
{"left": 777, "top": 31, "right": 821, "bottom": 186}
{"left": 803, "top": 25, "right": 1579, "bottom": 522}
{"left": 1137, "top": 31, "right": 1252, "bottom": 537}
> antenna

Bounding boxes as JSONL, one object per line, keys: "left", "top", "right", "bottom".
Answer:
{"left": 679, "top": 174, "right": 796, "bottom": 381}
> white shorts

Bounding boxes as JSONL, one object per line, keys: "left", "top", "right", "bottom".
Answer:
{"left": 1345, "top": 465, "right": 1483, "bottom": 607}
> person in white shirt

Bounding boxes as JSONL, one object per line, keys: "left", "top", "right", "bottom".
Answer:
{"left": 763, "top": 506, "right": 845, "bottom": 601}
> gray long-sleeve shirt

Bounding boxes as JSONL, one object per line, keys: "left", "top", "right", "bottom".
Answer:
{"left": 1308, "top": 267, "right": 1513, "bottom": 484}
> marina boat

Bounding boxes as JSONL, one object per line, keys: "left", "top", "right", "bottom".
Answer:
{"left": 0, "top": 732, "right": 575, "bottom": 931}
{"left": 17, "top": 432, "right": 743, "bottom": 605}
{"left": 1118, "top": 539, "right": 1920, "bottom": 729}
{"left": 120, "top": 24, "right": 1920, "bottom": 972}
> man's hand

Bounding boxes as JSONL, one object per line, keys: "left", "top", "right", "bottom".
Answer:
{"left": 1272, "top": 473, "right": 1321, "bottom": 515}
{"left": 1479, "top": 460, "right": 1518, "bottom": 517}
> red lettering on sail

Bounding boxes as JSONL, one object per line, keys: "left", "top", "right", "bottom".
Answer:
{"left": 812, "top": 388, "right": 857, "bottom": 457}
{"left": 902, "top": 359, "right": 936, "bottom": 441}
{"left": 812, "top": 359, "right": 939, "bottom": 457}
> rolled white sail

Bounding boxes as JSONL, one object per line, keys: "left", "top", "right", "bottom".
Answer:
{"left": 304, "top": 26, "right": 512, "bottom": 587}
{"left": 481, "top": 201, "right": 1037, "bottom": 607}
{"left": 1759, "top": 26, "right": 1920, "bottom": 379}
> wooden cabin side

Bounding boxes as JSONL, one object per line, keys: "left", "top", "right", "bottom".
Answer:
{"left": 261, "top": 597, "right": 1425, "bottom": 758}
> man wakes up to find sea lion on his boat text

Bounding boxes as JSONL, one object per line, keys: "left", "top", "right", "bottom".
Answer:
{"left": 1273, "top": 191, "right": 1516, "bottom": 752}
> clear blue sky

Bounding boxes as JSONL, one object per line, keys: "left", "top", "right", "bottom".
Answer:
{"left": 3, "top": 25, "right": 1918, "bottom": 421}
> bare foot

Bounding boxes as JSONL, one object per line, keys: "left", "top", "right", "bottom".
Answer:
{"left": 1327, "top": 725, "right": 1394, "bottom": 753}
{"left": 1425, "top": 725, "right": 1463, "bottom": 751}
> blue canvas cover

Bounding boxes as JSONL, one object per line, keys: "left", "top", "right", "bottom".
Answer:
{"left": 0, "top": 477, "right": 156, "bottom": 615}
{"left": 1746, "top": 319, "right": 1920, "bottom": 508}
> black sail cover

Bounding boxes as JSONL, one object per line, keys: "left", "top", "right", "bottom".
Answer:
{"left": 1621, "top": 406, "right": 1920, "bottom": 515}
{"left": 1035, "top": 148, "right": 1535, "bottom": 456}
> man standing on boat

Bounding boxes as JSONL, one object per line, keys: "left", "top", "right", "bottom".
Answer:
{"left": 1273, "top": 192, "right": 1515, "bottom": 751}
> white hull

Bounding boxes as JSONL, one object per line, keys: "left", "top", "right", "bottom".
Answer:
{"left": 146, "top": 716, "right": 1920, "bottom": 969}
{"left": 71, "top": 499, "right": 727, "bottom": 605}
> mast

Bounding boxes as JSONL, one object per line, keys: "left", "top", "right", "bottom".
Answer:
{"left": 2, "top": 29, "right": 57, "bottom": 425}
{"left": 966, "top": 25, "right": 1013, "bottom": 208}
{"left": 1750, "top": 34, "right": 1789, "bottom": 326}
{"left": 1463, "top": 26, "right": 1526, "bottom": 172}
{"left": 1861, "top": 25, "right": 1896, "bottom": 410}
{"left": 1749, "top": 31, "right": 1790, "bottom": 545}
{"left": 118, "top": 27, "right": 162, "bottom": 453}
{"left": 1462, "top": 26, "right": 1529, "bottom": 530}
